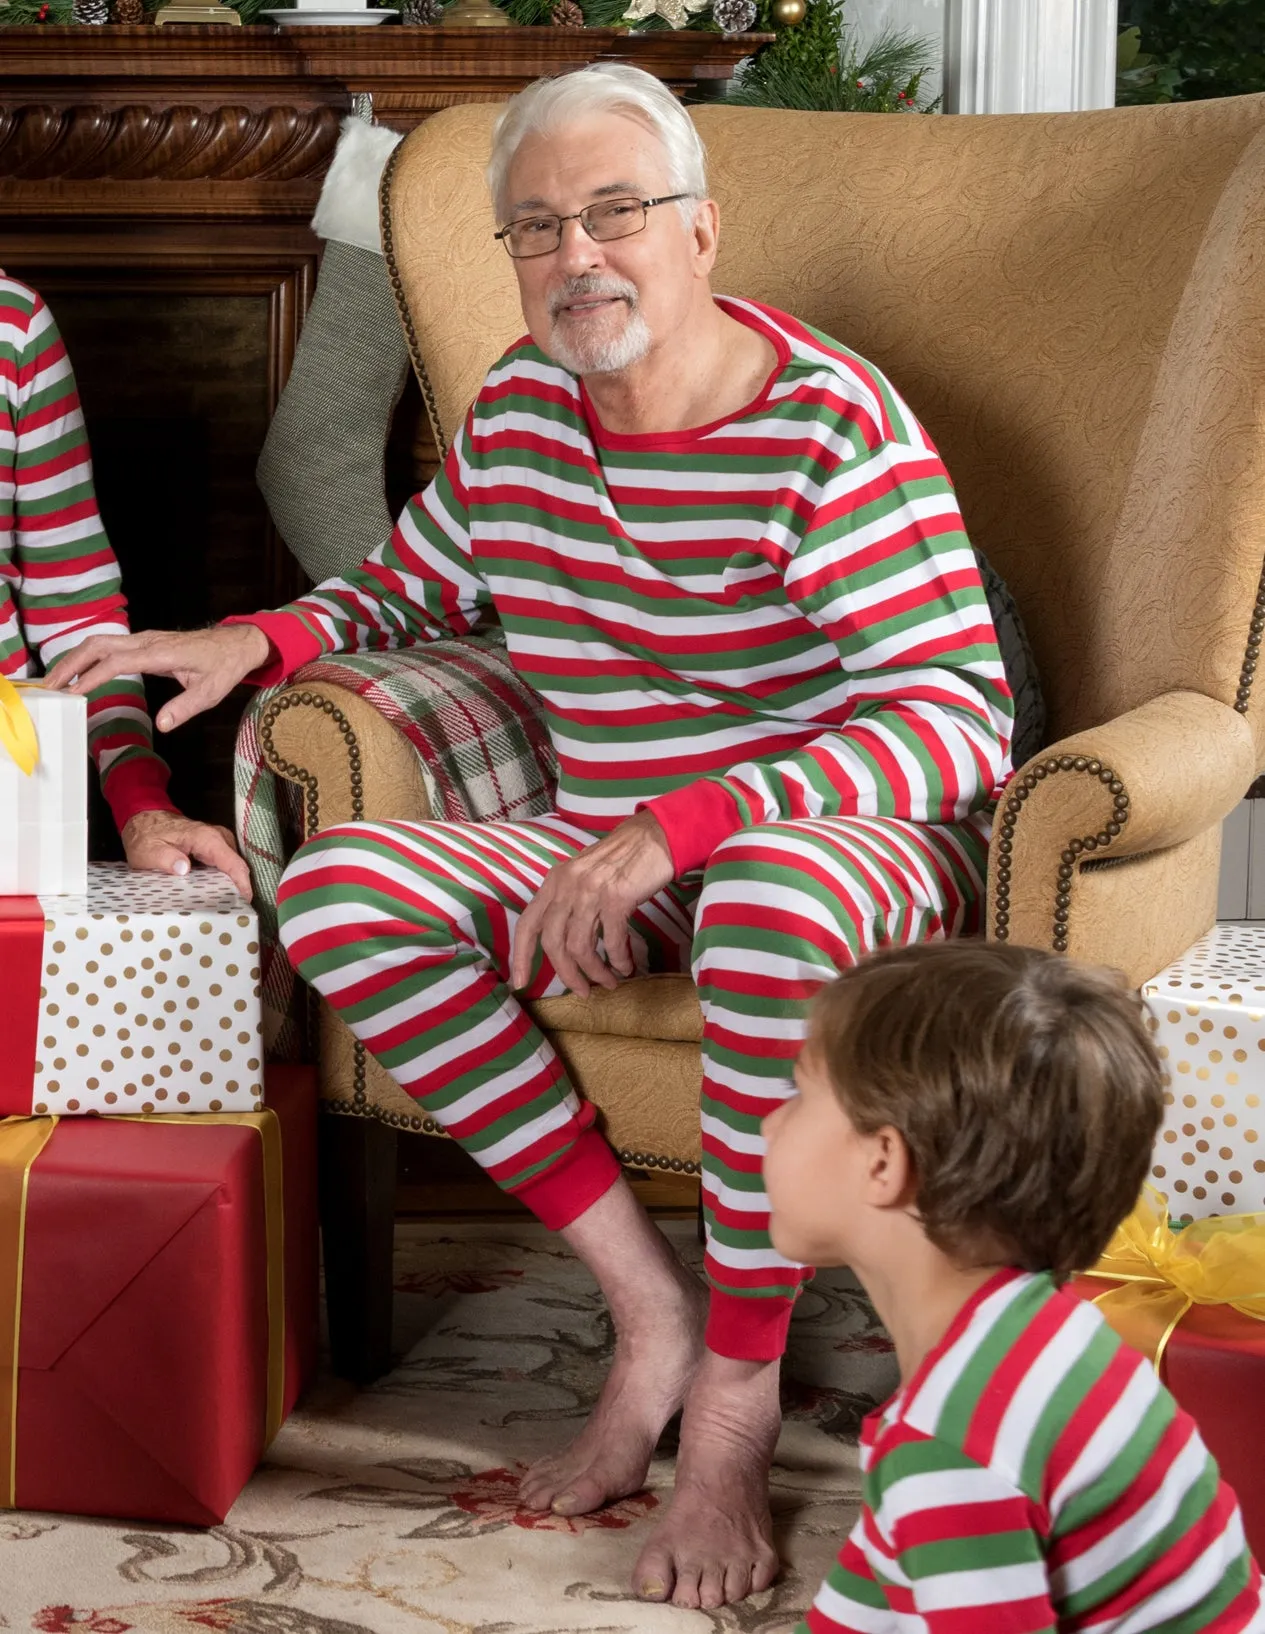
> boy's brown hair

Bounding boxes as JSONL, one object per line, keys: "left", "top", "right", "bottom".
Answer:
{"left": 810, "top": 940, "right": 1165, "bottom": 1280}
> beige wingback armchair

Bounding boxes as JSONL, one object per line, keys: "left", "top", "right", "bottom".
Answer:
{"left": 258, "top": 93, "right": 1265, "bottom": 1380}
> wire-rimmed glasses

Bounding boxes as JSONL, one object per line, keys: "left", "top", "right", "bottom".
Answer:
{"left": 494, "top": 194, "right": 693, "bottom": 259}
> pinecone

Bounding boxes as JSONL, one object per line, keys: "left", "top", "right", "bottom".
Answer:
{"left": 74, "top": 0, "right": 110, "bottom": 19}
{"left": 402, "top": 0, "right": 443, "bottom": 21}
{"left": 710, "top": 0, "right": 755, "bottom": 30}
{"left": 550, "top": 0, "right": 584, "bottom": 25}
{"left": 113, "top": 0, "right": 144, "bottom": 20}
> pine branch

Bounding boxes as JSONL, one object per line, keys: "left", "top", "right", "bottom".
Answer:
{"left": 729, "top": 17, "right": 941, "bottom": 112}
{"left": 0, "top": 0, "right": 74, "bottom": 21}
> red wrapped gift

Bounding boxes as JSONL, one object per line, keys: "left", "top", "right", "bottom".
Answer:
{"left": 1071, "top": 1186, "right": 1265, "bottom": 1559}
{"left": 0, "top": 1063, "right": 317, "bottom": 1525}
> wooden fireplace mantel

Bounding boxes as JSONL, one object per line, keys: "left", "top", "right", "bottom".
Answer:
{"left": 0, "top": 25, "right": 764, "bottom": 219}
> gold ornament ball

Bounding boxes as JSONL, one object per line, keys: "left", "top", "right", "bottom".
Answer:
{"left": 770, "top": 0, "right": 806, "bottom": 23}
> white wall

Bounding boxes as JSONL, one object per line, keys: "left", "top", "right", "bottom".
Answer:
{"left": 845, "top": 0, "right": 947, "bottom": 105}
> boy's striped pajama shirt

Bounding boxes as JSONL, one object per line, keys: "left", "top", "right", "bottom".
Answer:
{"left": 256, "top": 298, "right": 1014, "bottom": 1359}
{"left": 0, "top": 272, "right": 174, "bottom": 828}
{"left": 800, "top": 1268, "right": 1264, "bottom": 1632}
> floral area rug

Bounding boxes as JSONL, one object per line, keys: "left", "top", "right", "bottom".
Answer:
{"left": 2, "top": 1221, "right": 897, "bottom": 1634}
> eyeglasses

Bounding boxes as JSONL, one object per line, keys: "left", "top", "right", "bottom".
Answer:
{"left": 494, "top": 194, "right": 693, "bottom": 259}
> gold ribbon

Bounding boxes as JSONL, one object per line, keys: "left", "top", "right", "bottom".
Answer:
{"left": 0, "top": 1109, "right": 286, "bottom": 1509}
{"left": 0, "top": 1118, "right": 58, "bottom": 1510}
{"left": 1082, "top": 1183, "right": 1265, "bottom": 1375}
{"left": 0, "top": 677, "right": 39, "bottom": 777}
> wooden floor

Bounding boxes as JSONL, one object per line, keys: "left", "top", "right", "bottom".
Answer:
{"left": 394, "top": 1127, "right": 701, "bottom": 1221}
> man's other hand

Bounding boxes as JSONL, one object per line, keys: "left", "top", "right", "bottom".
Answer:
{"left": 510, "top": 809, "right": 675, "bottom": 999}
{"left": 43, "top": 624, "right": 271, "bottom": 732}
{"left": 122, "top": 809, "right": 253, "bottom": 901}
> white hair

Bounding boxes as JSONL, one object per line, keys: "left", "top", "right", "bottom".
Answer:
{"left": 486, "top": 63, "right": 708, "bottom": 227}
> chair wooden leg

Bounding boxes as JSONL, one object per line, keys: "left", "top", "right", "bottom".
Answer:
{"left": 319, "top": 1112, "right": 398, "bottom": 1385}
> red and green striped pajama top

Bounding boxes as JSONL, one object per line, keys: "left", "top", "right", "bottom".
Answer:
{"left": 801, "top": 1268, "right": 1263, "bottom": 1633}
{"left": 0, "top": 272, "right": 174, "bottom": 829}
{"left": 260, "top": 297, "right": 1015, "bottom": 1358}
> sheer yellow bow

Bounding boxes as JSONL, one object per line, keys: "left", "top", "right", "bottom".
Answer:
{"left": 1083, "top": 1183, "right": 1265, "bottom": 1373}
{"left": 0, "top": 676, "right": 39, "bottom": 777}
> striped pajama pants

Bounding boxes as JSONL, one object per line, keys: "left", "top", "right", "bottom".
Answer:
{"left": 276, "top": 809, "right": 990, "bottom": 1360}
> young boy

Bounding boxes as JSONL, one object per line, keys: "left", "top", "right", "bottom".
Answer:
{"left": 764, "top": 940, "right": 1264, "bottom": 1633}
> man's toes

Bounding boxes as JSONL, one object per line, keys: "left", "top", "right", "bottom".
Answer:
{"left": 722, "top": 1560, "right": 754, "bottom": 1605}
{"left": 634, "top": 1543, "right": 674, "bottom": 1602}
{"left": 550, "top": 1470, "right": 612, "bottom": 1516}
{"left": 751, "top": 1550, "right": 780, "bottom": 1595}
{"left": 518, "top": 1466, "right": 560, "bottom": 1511}
{"left": 670, "top": 1563, "right": 704, "bottom": 1610}
{"left": 697, "top": 1564, "right": 728, "bottom": 1610}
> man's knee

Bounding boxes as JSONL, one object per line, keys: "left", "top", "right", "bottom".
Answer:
{"left": 276, "top": 820, "right": 423, "bottom": 961}
{"left": 691, "top": 821, "right": 864, "bottom": 980}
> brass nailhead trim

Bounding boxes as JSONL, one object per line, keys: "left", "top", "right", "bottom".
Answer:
{"left": 318, "top": 1096, "right": 701, "bottom": 1174}
{"left": 381, "top": 141, "right": 450, "bottom": 465}
{"left": 260, "top": 685, "right": 368, "bottom": 1103}
{"left": 992, "top": 756, "right": 1130, "bottom": 956}
{"left": 616, "top": 1149, "right": 701, "bottom": 1176}
{"left": 1236, "top": 552, "right": 1265, "bottom": 715}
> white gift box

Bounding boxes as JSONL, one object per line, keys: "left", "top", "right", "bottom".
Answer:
{"left": 1143, "top": 922, "right": 1265, "bottom": 1223}
{"left": 0, "top": 686, "right": 88, "bottom": 896}
{"left": 4, "top": 862, "right": 264, "bottom": 1117}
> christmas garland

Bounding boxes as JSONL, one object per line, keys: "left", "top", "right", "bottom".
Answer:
{"left": 0, "top": 0, "right": 75, "bottom": 21}
{"left": 0, "top": 0, "right": 942, "bottom": 119}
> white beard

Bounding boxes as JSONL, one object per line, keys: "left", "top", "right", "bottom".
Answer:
{"left": 548, "top": 308, "right": 652, "bottom": 377}
{"left": 546, "top": 277, "right": 652, "bottom": 377}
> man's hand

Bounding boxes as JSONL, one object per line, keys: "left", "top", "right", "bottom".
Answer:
{"left": 511, "top": 809, "right": 674, "bottom": 999}
{"left": 43, "top": 624, "right": 271, "bottom": 732}
{"left": 122, "top": 809, "right": 252, "bottom": 900}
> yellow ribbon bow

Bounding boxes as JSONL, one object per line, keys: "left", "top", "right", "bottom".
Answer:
{"left": 1083, "top": 1183, "right": 1265, "bottom": 1373}
{"left": 0, "top": 676, "right": 39, "bottom": 777}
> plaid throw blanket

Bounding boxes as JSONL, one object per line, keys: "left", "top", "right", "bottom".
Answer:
{"left": 234, "top": 634, "right": 557, "bottom": 1059}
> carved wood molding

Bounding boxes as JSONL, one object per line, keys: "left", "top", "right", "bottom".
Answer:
{"left": 0, "top": 102, "right": 342, "bottom": 184}
{"left": 0, "top": 27, "right": 765, "bottom": 213}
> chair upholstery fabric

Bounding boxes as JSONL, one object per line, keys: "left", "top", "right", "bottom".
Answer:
{"left": 259, "top": 95, "right": 1265, "bottom": 1165}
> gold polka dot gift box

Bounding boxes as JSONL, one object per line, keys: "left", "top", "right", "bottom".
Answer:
{"left": 2, "top": 861, "right": 263, "bottom": 1118}
{"left": 1144, "top": 922, "right": 1265, "bottom": 1224}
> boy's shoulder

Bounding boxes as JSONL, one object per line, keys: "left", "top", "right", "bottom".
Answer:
{"left": 0, "top": 274, "right": 41, "bottom": 343}
{"left": 878, "top": 1269, "right": 1166, "bottom": 1503}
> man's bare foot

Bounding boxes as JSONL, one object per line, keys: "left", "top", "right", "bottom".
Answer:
{"left": 633, "top": 1348, "right": 782, "bottom": 1609}
{"left": 518, "top": 1177, "right": 708, "bottom": 1517}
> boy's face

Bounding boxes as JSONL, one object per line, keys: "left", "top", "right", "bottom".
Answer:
{"left": 762, "top": 1043, "right": 879, "bottom": 1267}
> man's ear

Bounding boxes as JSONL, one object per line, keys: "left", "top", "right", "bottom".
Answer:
{"left": 692, "top": 198, "right": 720, "bottom": 275}
{"left": 865, "top": 1125, "right": 915, "bottom": 1210}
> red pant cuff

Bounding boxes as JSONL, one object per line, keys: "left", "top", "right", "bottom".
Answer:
{"left": 705, "top": 1287, "right": 795, "bottom": 1360}
{"left": 514, "top": 1124, "right": 621, "bottom": 1231}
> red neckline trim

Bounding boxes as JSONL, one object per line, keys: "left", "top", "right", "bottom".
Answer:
{"left": 578, "top": 295, "right": 791, "bottom": 452}
{"left": 877, "top": 1265, "right": 1027, "bottom": 1425}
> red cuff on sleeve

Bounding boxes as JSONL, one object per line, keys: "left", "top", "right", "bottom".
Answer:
{"left": 221, "top": 612, "right": 322, "bottom": 687}
{"left": 643, "top": 779, "right": 745, "bottom": 875}
{"left": 104, "top": 755, "right": 178, "bottom": 833}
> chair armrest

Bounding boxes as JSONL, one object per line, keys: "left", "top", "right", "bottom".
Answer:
{"left": 257, "top": 679, "right": 432, "bottom": 835}
{"left": 990, "top": 688, "right": 1256, "bottom": 961}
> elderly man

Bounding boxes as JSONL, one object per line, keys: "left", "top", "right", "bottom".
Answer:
{"left": 49, "top": 64, "right": 1012, "bottom": 1610}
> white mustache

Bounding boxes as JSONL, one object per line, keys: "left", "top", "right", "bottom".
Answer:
{"left": 549, "top": 277, "right": 638, "bottom": 320}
